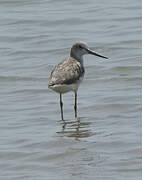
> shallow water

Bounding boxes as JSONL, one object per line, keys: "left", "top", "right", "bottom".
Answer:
{"left": 0, "top": 0, "right": 142, "bottom": 179}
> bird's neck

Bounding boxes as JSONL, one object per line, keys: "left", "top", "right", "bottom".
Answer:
{"left": 70, "top": 51, "right": 84, "bottom": 66}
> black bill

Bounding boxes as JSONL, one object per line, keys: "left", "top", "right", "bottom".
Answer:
{"left": 86, "top": 48, "right": 108, "bottom": 59}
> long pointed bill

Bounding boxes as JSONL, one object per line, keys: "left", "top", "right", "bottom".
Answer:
{"left": 87, "top": 48, "right": 108, "bottom": 59}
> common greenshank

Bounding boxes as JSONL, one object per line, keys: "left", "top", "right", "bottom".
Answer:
{"left": 48, "top": 41, "right": 108, "bottom": 120}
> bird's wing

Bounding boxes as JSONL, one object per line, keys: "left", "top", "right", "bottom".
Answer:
{"left": 49, "top": 58, "right": 84, "bottom": 86}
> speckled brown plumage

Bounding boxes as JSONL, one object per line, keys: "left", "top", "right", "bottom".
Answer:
{"left": 48, "top": 57, "right": 84, "bottom": 86}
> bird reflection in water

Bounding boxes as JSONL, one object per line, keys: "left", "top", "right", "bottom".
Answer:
{"left": 57, "top": 117, "right": 94, "bottom": 139}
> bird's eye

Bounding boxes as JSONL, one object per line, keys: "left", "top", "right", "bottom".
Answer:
{"left": 78, "top": 45, "right": 82, "bottom": 49}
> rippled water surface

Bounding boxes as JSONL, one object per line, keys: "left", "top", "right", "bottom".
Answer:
{"left": 1, "top": 0, "right": 142, "bottom": 179}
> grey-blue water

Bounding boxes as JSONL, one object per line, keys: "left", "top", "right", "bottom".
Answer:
{"left": 0, "top": 0, "right": 142, "bottom": 179}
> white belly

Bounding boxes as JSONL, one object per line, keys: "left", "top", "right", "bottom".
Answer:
{"left": 49, "top": 78, "right": 83, "bottom": 94}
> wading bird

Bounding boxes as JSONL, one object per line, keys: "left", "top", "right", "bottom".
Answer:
{"left": 48, "top": 42, "right": 108, "bottom": 120}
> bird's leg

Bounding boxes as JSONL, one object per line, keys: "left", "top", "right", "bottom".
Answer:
{"left": 60, "top": 93, "right": 64, "bottom": 120}
{"left": 74, "top": 91, "right": 77, "bottom": 118}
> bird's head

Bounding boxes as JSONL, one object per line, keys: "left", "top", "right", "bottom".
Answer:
{"left": 70, "top": 41, "right": 108, "bottom": 60}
